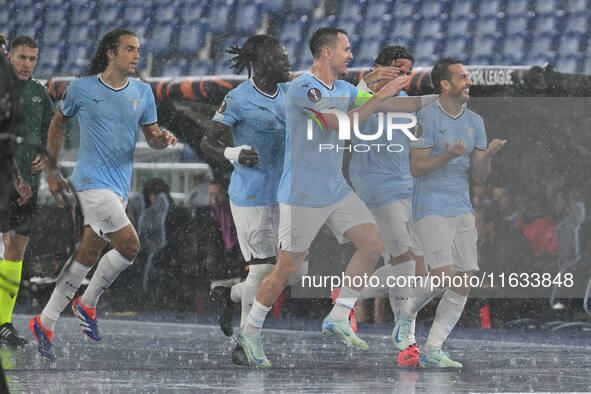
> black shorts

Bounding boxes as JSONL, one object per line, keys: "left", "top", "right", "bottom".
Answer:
{"left": 0, "top": 187, "right": 38, "bottom": 237}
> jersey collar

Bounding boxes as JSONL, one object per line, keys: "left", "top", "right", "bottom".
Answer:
{"left": 437, "top": 99, "right": 465, "bottom": 120}
{"left": 309, "top": 73, "right": 334, "bottom": 90}
{"left": 251, "top": 79, "right": 278, "bottom": 99}
{"left": 98, "top": 75, "right": 129, "bottom": 91}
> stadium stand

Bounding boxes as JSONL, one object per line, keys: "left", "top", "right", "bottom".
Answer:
{"left": 2, "top": 0, "right": 591, "bottom": 77}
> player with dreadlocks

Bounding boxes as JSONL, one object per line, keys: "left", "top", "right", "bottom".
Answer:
{"left": 29, "top": 28, "right": 177, "bottom": 361}
{"left": 201, "top": 34, "right": 305, "bottom": 365}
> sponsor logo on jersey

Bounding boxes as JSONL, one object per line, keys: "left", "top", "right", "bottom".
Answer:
{"left": 129, "top": 98, "right": 139, "bottom": 111}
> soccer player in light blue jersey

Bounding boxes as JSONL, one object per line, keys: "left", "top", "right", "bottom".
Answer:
{"left": 349, "top": 45, "right": 428, "bottom": 367}
{"left": 239, "top": 27, "right": 437, "bottom": 368}
{"left": 30, "top": 29, "right": 177, "bottom": 361}
{"left": 392, "top": 57, "right": 506, "bottom": 368}
{"left": 201, "top": 35, "right": 305, "bottom": 366}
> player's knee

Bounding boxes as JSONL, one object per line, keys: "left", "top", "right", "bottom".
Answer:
{"left": 116, "top": 235, "right": 140, "bottom": 261}
{"left": 359, "top": 236, "right": 383, "bottom": 262}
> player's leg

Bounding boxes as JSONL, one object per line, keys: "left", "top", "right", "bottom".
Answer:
{"left": 322, "top": 192, "right": 383, "bottom": 349}
{"left": 0, "top": 190, "right": 36, "bottom": 346}
{"left": 420, "top": 213, "right": 477, "bottom": 368}
{"left": 239, "top": 203, "right": 326, "bottom": 367}
{"left": 71, "top": 190, "right": 137, "bottom": 341}
{"left": 30, "top": 226, "right": 105, "bottom": 360}
{"left": 393, "top": 215, "right": 452, "bottom": 351}
{"left": 212, "top": 204, "right": 277, "bottom": 337}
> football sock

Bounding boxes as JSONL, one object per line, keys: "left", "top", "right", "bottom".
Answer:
{"left": 41, "top": 260, "right": 91, "bottom": 331}
{"left": 329, "top": 286, "right": 360, "bottom": 321}
{"left": 81, "top": 249, "right": 133, "bottom": 308}
{"left": 424, "top": 288, "right": 467, "bottom": 352}
{"left": 243, "top": 300, "right": 271, "bottom": 337}
{"left": 232, "top": 263, "right": 273, "bottom": 329}
{"left": 0, "top": 259, "right": 22, "bottom": 325}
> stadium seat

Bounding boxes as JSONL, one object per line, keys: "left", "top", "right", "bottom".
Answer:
{"left": 446, "top": 18, "right": 471, "bottom": 38}
{"left": 337, "top": 0, "right": 366, "bottom": 21}
{"left": 362, "top": 20, "right": 387, "bottom": 41}
{"left": 565, "top": 15, "right": 588, "bottom": 35}
{"left": 413, "top": 39, "right": 439, "bottom": 64}
{"left": 555, "top": 56, "right": 582, "bottom": 73}
{"left": 181, "top": 1, "right": 208, "bottom": 22}
{"left": 388, "top": 20, "right": 414, "bottom": 43}
{"left": 214, "top": 37, "right": 245, "bottom": 75}
{"left": 206, "top": 4, "right": 234, "bottom": 34}
{"left": 261, "top": 0, "right": 286, "bottom": 15}
{"left": 443, "top": 37, "right": 468, "bottom": 58}
{"left": 15, "top": 5, "right": 40, "bottom": 27}
{"left": 505, "top": 17, "right": 530, "bottom": 36}
{"left": 418, "top": 18, "right": 442, "bottom": 39}
{"left": 125, "top": 3, "right": 152, "bottom": 25}
{"left": 450, "top": 0, "right": 474, "bottom": 16}
{"left": 534, "top": 0, "right": 559, "bottom": 16}
{"left": 41, "top": 25, "right": 65, "bottom": 48}
{"left": 160, "top": 58, "right": 189, "bottom": 77}
{"left": 355, "top": 40, "right": 383, "bottom": 68}
{"left": 232, "top": 3, "right": 262, "bottom": 35}
{"left": 63, "top": 44, "right": 92, "bottom": 74}
{"left": 583, "top": 58, "right": 591, "bottom": 74}
{"left": 37, "top": 45, "right": 64, "bottom": 75}
{"left": 501, "top": 35, "right": 526, "bottom": 57}
{"left": 505, "top": 0, "right": 529, "bottom": 17}
{"left": 477, "top": 0, "right": 500, "bottom": 17}
{"left": 471, "top": 35, "right": 497, "bottom": 57}
{"left": 70, "top": 4, "right": 96, "bottom": 24}
{"left": 45, "top": 7, "right": 70, "bottom": 26}
{"left": 96, "top": 4, "right": 123, "bottom": 25}
{"left": 473, "top": 17, "right": 498, "bottom": 37}
{"left": 153, "top": 2, "right": 180, "bottom": 24}
{"left": 68, "top": 23, "right": 96, "bottom": 45}
{"left": 188, "top": 59, "right": 214, "bottom": 76}
{"left": 530, "top": 34, "right": 556, "bottom": 56}
{"left": 533, "top": 16, "right": 559, "bottom": 36}
{"left": 177, "top": 24, "right": 206, "bottom": 56}
{"left": 558, "top": 34, "right": 582, "bottom": 56}
{"left": 392, "top": 0, "right": 417, "bottom": 19}
{"left": 291, "top": 0, "right": 317, "bottom": 15}
{"left": 283, "top": 40, "right": 303, "bottom": 66}
{"left": 146, "top": 24, "right": 176, "bottom": 55}
{"left": 418, "top": 0, "right": 444, "bottom": 19}
{"left": 0, "top": 7, "right": 11, "bottom": 28}
{"left": 365, "top": 1, "right": 393, "bottom": 21}
{"left": 566, "top": 0, "right": 589, "bottom": 13}
{"left": 280, "top": 16, "right": 310, "bottom": 44}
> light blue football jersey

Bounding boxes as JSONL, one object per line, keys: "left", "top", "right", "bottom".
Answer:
{"left": 60, "top": 75, "right": 157, "bottom": 201}
{"left": 212, "top": 79, "right": 287, "bottom": 206}
{"left": 277, "top": 73, "right": 360, "bottom": 207}
{"left": 410, "top": 100, "right": 487, "bottom": 221}
{"left": 349, "top": 90, "right": 413, "bottom": 209}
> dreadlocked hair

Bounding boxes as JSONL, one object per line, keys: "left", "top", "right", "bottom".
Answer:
{"left": 226, "top": 35, "right": 280, "bottom": 77}
{"left": 84, "top": 28, "right": 137, "bottom": 76}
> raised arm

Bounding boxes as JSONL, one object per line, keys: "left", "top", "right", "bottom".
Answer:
{"left": 200, "top": 121, "right": 259, "bottom": 167}
{"left": 470, "top": 139, "right": 506, "bottom": 184}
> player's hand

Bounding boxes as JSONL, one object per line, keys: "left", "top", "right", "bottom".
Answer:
{"left": 14, "top": 177, "right": 33, "bottom": 206}
{"left": 238, "top": 147, "right": 259, "bottom": 167}
{"left": 156, "top": 128, "right": 177, "bottom": 147}
{"left": 47, "top": 171, "right": 70, "bottom": 208}
{"left": 486, "top": 139, "right": 507, "bottom": 156}
{"left": 445, "top": 139, "right": 467, "bottom": 158}
{"left": 364, "top": 67, "right": 402, "bottom": 88}
{"left": 31, "top": 153, "right": 48, "bottom": 173}
{"left": 375, "top": 75, "right": 410, "bottom": 98}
